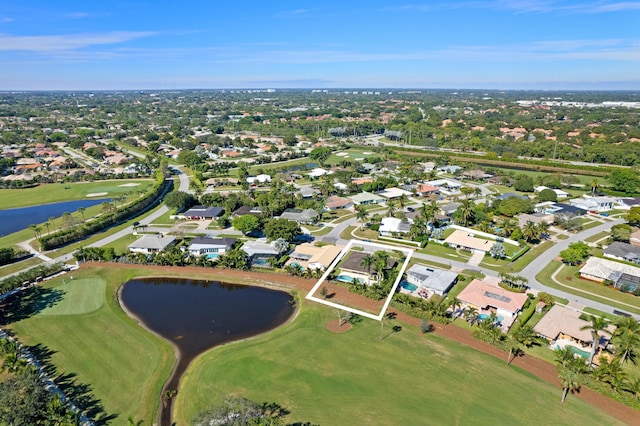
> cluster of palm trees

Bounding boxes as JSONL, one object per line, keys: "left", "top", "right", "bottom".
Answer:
{"left": 498, "top": 272, "right": 529, "bottom": 291}
{"left": 0, "top": 338, "right": 81, "bottom": 425}
{"left": 557, "top": 315, "right": 640, "bottom": 404}
{"left": 360, "top": 250, "right": 391, "bottom": 285}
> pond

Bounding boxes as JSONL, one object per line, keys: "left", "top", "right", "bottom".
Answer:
{"left": 0, "top": 198, "right": 110, "bottom": 237}
{"left": 119, "top": 277, "right": 295, "bottom": 426}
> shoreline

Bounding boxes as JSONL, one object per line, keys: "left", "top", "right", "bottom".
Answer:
{"left": 116, "top": 273, "right": 301, "bottom": 426}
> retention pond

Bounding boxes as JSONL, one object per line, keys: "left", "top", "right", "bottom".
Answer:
{"left": 119, "top": 277, "right": 294, "bottom": 426}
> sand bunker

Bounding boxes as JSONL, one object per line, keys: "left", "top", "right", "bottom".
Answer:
{"left": 363, "top": 151, "right": 373, "bottom": 155}
{"left": 119, "top": 183, "right": 140, "bottom": 187}
{"left": 355, "top": 158, "right": 364, "bottom": 161}
{"left": 336, "top": 152, "right": 348, "bottom": 157}
{"left": 86, "top": 192, "right": 108, "bottom": 197}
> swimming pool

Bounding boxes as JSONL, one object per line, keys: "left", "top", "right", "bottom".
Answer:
{"left": 205, "top": 253, "right": 220, "bottom": 259}
{"left": 557, "top": 344, "right": 590, "bottom": 359}
{"left": 252, "top": 258, "right": 269, "bottom": 266}
{"left": 336, "top": 275, "right": 364, "bottom": 284}
{"left": 477, "top": 313, "right": 504, "bottom": 323}
{"left": 400, "top": 280, "right": 418, "bottom": 292}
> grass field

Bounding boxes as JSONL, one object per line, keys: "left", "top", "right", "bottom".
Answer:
{"left": 5, "top": 264, "right": 626, "bottom": 425}
{"left": 7, "top": 266, "right": 175, "bottom": 424}
{"left": 0, "top": 179, "right": 154, "bottom": 209}
{"left": 174, "top": 304, "right": 621, "bottom": 426}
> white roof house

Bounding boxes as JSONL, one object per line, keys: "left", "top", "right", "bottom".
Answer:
{"left": 376, "top": 187, "right": 413, "bottom": 199}
{"left": 534, "top": 186, "right": 569, "bottom": 198}
{"left": 348, "top": 192, "right": 385, "bottom": 206}
{"left": 241, "top": 239, "right": 280, "bottom": 260}
{"left": 247, "top": 174, "right": 271, "bottom": 184}
{"left": 187, "top": 237, "right": 236, "bottom": 257}
{"left": 307, "top": 168, "right": 333, "bottom": 178}
{"left": 406, "top": 264, "right": 458, "bottom": 296}
{"left": 379, "top": 217, "right": 413, "bottom": 236}
{"left": 128, "top": 234, "right": 176, "bottom": 254}
{"left": 569, "top": 194, "right": 615, "bottom": 212}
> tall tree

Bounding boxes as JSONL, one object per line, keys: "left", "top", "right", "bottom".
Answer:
{"left": 580, "top": 316, "right": 609, "bottom": 367}
{"left": 612, "top": 316, "right": 640, "bottom": 366}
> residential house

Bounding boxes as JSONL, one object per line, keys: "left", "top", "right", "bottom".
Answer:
{"left": 534, "top": 186, "right": 570, "bottom": 199}
{"left": 287, "top": 243, "right": 342, "bottom": 270}
{"left": 614, "top": 196, "right": 640, "bottom": 210}
{"left": 325, "top": 195, "right": 354, "bottom": 211}
{"left": 241, "top": 239, "right": 282, "bottom": 266}
{"left": 457, "top": 278, "right": 528, "bottom": 319}
{"left": 462, "top": 169, "right": 492, "bottom": 180}
{"left": 440, "top": 202, "right": 461, "bottom": 217}
{"left": 534, "top": 304, "right": 614, "bottom": 362}
{"left": 570, "top": 194, "right": 615, "bottom": 212}
{"left": 231, "top": 205, "right": 263, "bottom": 217}
{"left": 444, "top": 230, "right": 494, "bottom": 253}
{"left": 579, "top": 257, "right": 640, "bottom": 293}
{"left": 128, "top": 234, "right": 176, "bottom": 254}
{"left": 338, "top": 250, "right": 396, "bottom": 285}
{"left": 246, "top": 174, "right": 271, "bottom": 185}
{"left": 307, "top": 168, "right": 333, "bottom": 178}
{"left": 414, "top": 183, "right": 440, "bottom": 197}
{"left": 348, "top": 192, "right": 386, "bottom": 206}
{"left": 535, "top": 202, "right": 585, "bottom": 219}
{"left": 379, "top": 217, "right": 413, "bottom": 237}
{"left": 603, "top": 242, "right": 640, "bottom": 265}
{"left": 279, "top": 208, "right": 318, "bottom": 225}
{"left": 437, "top": 165, "right": 463, "bottom": 174}
{"left": 296, "top": 185, "right": 319, "bottom": 199}
{"left": 516, "top": 213, "right": 555, "bottom": 228}
{"left": 405, "top": 264, "right": 458, "bottom": 297}
{"left": 183, "top": 205, "right": 224, "bottom": 220}
{"left": 423, "top": 178, "right": 462, "bottom": 196}
{"left": 376, "top": 187, "right": 412, "bottom": 200}
{"left": 187, "top": 237, "right": 236, "bottom": 258}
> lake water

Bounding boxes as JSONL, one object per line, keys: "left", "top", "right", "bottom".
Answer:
{"left": 0, "top": 198, "right": 110, "bottom": 237}
{"left": 119, "top": 277, "right": 294, "bottom": 426}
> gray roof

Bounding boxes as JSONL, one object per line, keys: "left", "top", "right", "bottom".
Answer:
{"left": 128, "top": 234, "right": 176, "bottom": 250}
{"left": 279, "top": 208, "right": 318, "bottom": 222}
{"left": 406, "top": 264, "right": 458, "bottom": 292}
{"left": 604, "top": 242, "right": 640, "bottom": 262}
{"left": 189, "top": 237, "right": 236, "bottom": 248}
{"left": 240, "top": 240, "right": 279, "bottom": 257}
{"left": 184, "top": 205, "right": 224, "bottom": 218}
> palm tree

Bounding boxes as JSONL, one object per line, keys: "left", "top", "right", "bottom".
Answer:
{"left": 513, "top": 324, "right": 538, "bottom": 348}
{"left": 506, "top": 335, "right": 522, "bottom": 366}
{"left": 559, "top": 367, "right": 582, "bottom": 403}
{"left": 386, "top": 200, "right": 398, "bottom": 218}
{"left": 580, "top": 316, "right": 609, "bottom": 367}
{"left": 78, "top": 207, "right": 86, "bottom": 221}
{"left": 419, "top": 201, "right": 437, "bottom": 224}
{"left": 355, "top": 207, "right": 369, "bottom": 231}
{"left": 373, "top": 251, "right": 390, "bottom": 284}
{"left": 447, "top": 297, "right": 462, "bottom": 318}
{"left": 360, "top": 254, "right": 375, "bottom": 276}
{"left": 49, "top": 216, "right": 57, "bottom": 232}
{"left": 463, "top": 306, "right": 479, "bottom": 325}
{"left": 454, "top": 199, "right": 474, "bottom": 226}
{"left": 522, "top": 221, "right": 541, "bottom": 243}
{"left": 591, "top": 179, "right": 599, "bottom": 195}
{"left": 397, "top": 194, "right": 409, "bottom": 209}
{"left": 499, "top": 218, "right": 517, "bottom": 238}
{"left": 611, "top": 316, "right": 640, "bottom": 366}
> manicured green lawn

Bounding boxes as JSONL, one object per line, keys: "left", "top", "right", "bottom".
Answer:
{"left": 0, "top": 179, "right": 153, "bottom": 209}
{"left": 7, "top": 265, "right": 175, "bottom": 424}
{"left": 175, "top": 305, "right": 621, "bottom": 426}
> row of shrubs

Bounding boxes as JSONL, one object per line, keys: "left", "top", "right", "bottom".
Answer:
{"left": 0, "top": 262, "right": 67, "bottom": 294}
{"left": 0, "top": 247, "right": 32, "bottom": 266}
{"left": 39, "top": 171, "right": 170, "bottom": 250}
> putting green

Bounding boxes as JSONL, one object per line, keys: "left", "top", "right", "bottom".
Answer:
{"left": 39, "top": 277, "right": 106, "bottom": 316}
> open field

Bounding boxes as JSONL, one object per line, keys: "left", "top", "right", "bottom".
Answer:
{"left": 6, "top": 265, "right": 175, "bottom": 423}
{"left": 536, "top": 261, "right": 640, "bottom": 316}
{"left": 0, "top": 179, "right": 154, "bottom": 209}
{"left": 175, "top": 304, "right": 621, "bottom": 426}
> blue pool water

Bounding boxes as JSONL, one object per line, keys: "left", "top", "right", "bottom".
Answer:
{"left": 477, "top": 313, "right": 504, "bottom": 323}
{"left": 557, "top": 344, "right": 590, "bottom": 359}
{"left": 252, "top": 258, "right": 269, "bottom": 266}
{"left": 400, "top": 280, "right": 418, "bottom": 292}
{"left": 205, "top": 253, "right": 220, "bottom": 259}
{"left": 336, "top": 275, "right": 364, "bottom": 284}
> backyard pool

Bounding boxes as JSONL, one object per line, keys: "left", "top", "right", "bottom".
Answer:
{"left": 336, "top": 275, "right": 364, "bottom": 284}
{"left": 557, "top": 344, "right": 590, "bottom": 359}
{"left": 400, "top": 280, "right": 418, "bottom": 292}
{"left": 477, "top": 313, "right": 505, "bottom": 323}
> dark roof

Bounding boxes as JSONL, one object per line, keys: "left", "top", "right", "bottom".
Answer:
{"left": 232, "top": 205, "right": 262, "bottom": 217}
{"left": 604, "top": 242, "right": 640, "bottom": 261}
{"left": 340, "top": 251, "right": 397, "bottom": 274}
{"left": 184, "top": 205, "right": 224, "bottom": 218}
{"left": 554, "top": 203, "right": 585, "bottom": 216}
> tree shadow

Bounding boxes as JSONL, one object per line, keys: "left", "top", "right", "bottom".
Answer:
{"left": 55, "top": 372, "right": 116, "bottom": 424}
{"left": 381, "top": 325, "right": 403, "bottom": 341}
{"left": 0, "top": 287, "right": 65, "bottom": 325}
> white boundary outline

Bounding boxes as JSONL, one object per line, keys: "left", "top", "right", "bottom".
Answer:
{"left": 305, "top": 239, "right": 413, "bottom": 321}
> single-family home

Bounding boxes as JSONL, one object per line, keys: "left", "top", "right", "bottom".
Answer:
{"left": 379, "top": 217, "right": 413, "bottom": 237}
{"left": 604, "top": 242, "right": 640, "bottom": 264}
{"left": 579, "top": 257, "right": 640, "bottom": 293}
{"left": 337, "top": 251, "right": 396, "bottom": 285}
{"left": 405, "top": 264, "right": 458, "bottom": 297}
{"left": 325, "top": 195, "right": 354, "bottom": 211}
{"left": 307, "top": 168, "right": 333, "bottom": 178}
{"left": 241, "top": 239, "right": 282, "bottom": 266}
{"left": 376, "top": 187, "right": 412, "bottom": 200}
{"left": 423, "top": 179, "right": 462, "bottom": 196}
{"left": 457, "top": 278, "right": 528, "bottom": 319}
{"left": 414, "top": 183, "right": 440, "bottom": 197}
{"left": 534, "top": 186, "right": 570, "bottom": 198}
{"left": 296, "top": 185, "right": 319, "bottom": 199}
{"left": 444, "top": 230, "right": 494, "bottom": 253}
{"left": 279, "top": 208, "right": 319, "bottom": 225}
{"left": 287, "top": 243, "right": 342, "bottom": 270}
{"left": 246, "top": 174, "right": 271, "bottom": 185}
{"left": 128, "top": 234, "right": 176, "bottom": 254}
{"left": 516, "top": 212, "right": 555, "bottom": 228}
{"left": 437, "top": 165, "right": 463, "bottom": 174}
{"left": 614, "top": 196, "right": 640, "bottom": 210}
{"left": 534, "top": 304, "right": 614, "bottom": 362}
{"left": 183, "top": 205, "right": 224, "bottom": 220}
{"left": 570, "top": 194, "right": 615, "bottom": 212}
{"left": 348, "top": 192, "right": 386, "bottom": 206}
{"left": 462, "top": 169, "right": 492, "bottom": 180}
{"left": 187, "top": 237, "right": 236, "bottom": 258}
{"left": 231, "top": 205, "right": 263, "bottom": 217}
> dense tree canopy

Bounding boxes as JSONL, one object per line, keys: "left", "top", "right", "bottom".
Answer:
{"left": 263, "top": 218, "right": 302, "bottom": 242}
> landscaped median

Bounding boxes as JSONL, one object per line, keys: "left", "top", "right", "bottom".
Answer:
{"left": 3, "top": 263, "right": 632, "bottom": 425}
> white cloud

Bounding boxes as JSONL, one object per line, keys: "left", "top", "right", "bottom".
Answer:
{"left": 391, "top": 1, "right": 640, "bottom": 14}
{"left": 0, "top": 31, "right": 156, "bottom": 52}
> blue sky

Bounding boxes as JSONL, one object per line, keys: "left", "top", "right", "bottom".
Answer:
{"left": 1, "top": 1, "right": 639, "bottom": 90}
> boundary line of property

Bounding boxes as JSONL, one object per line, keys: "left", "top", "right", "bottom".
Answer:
{"left": 305, "top": 239, "right": 413, "bottom": 321}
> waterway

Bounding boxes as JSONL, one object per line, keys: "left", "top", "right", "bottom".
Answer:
{"left": 0, "top": 198, "right": 110, "bottom": 237}
{"left": 119, "top": 277, "right": 294, "bottom": 426}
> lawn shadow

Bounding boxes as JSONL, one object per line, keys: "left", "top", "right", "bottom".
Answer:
{"left": 0, "top": 287, "right": 65, "bottom": 325}
{"left": 55, "top": 372, "right": 116, "bottom": 425}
